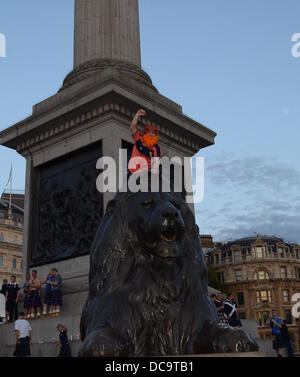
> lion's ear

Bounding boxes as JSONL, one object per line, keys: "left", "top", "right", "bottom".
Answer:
{"left": 105, "top": 199, "right": 117, "bottom": 215}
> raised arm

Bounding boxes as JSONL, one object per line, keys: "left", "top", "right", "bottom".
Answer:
{"left": 130, "top": 109, "right": 146, "bottom": 135}
{"left": 271, "top": 319, "right": 282, "bottom": 329}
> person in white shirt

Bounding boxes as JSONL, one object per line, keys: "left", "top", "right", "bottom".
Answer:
{"left": 13, "top": 312, "right": 32, "bottom": 357}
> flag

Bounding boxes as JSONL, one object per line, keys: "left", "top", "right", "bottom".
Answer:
{"left": 5, "top": 165, "right": 12, "bottom": 188}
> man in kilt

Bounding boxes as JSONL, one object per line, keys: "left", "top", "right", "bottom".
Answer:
{"left": 49, "top": 268, "right": 63, "bottom": 317}
{"left": 29, "top": 270, "right": 42, "bottom": 319}
{"left": 42, "top": 272, "right": 55, "bottom": 318}
{"left": 23, "top": 273, "right": 31, "bottom": 319}
{"left": 13, "top": 312, "right": 32, "bottom": 357}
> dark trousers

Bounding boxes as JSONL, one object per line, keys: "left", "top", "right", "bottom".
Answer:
{"left": 13, "top": 336, "right": 31, "bottom": 357}
{"left": 59, "top": 344, "right": 72, "bottom": 357}
{"left": 7, "top": 299, "right": 18, "bottom": 321}
{"left": 284, "top": 340, "right": 294, "bottom": 357}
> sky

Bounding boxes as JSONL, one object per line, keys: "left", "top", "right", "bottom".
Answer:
{"left": 0, "top": 0, "right": 299, "bottom": 243}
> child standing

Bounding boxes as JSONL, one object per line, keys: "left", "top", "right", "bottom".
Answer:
{"left": 56, "top": 324, "right": 72, "bottom": 357}
{"left": 129, "top": 109, "right": 161, "bottom": 174}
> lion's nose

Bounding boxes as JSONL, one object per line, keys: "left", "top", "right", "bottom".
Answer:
{"left": 162, "top": 208, "right": 178, "bottom": 220}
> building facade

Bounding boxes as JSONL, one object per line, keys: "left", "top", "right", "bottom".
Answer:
{"left": 0, "top": 193, "right": 24, "bottom": 286}
{"left": 206, "top": 235, "right": 300, "bottom": 347}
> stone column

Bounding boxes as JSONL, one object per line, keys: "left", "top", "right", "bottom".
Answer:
{"left": 74, "top": 0, "right": 141, "bottom": 68}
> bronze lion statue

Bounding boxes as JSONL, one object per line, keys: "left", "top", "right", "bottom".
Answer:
{"left": 79, "top": 187, "right": 258, "bottom": 356}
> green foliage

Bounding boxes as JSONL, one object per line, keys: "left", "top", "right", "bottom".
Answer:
{"left": 207, "top": 263, "right": 224, "bottom": 291}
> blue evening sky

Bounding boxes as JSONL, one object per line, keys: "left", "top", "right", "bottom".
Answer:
{"left": 0, "top": 1, "right": 299, "bottom": 242}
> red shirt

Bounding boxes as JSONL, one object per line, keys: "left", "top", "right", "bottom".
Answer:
{"left": 129, "top": 131, "right": 161, "bottom": 173}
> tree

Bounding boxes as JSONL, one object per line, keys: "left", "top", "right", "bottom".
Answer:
{"left": 207, "top": 263, "right": 224, "bottom": 291}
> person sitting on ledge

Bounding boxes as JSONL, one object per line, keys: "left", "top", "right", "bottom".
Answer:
{"left": 129, "top": 109, "right": 161, "bottom": 174}
{"left": 42, "top": 271, "right": 55, "bottom": 318}
{"left": 23, "top": 273, "right": 32, "bottom": 320}
{"left": 48, "top": 268, "right": 63, "bottom": 317}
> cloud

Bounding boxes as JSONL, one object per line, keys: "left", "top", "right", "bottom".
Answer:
{"left": 195, "top": 153, "right": 300, "bottom": 243}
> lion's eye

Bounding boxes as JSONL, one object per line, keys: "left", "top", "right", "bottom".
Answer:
{"left": 141, "top": 200, "right": 153, "bottom": 208}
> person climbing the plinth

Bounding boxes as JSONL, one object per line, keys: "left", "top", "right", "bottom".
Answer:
{"left": 128, "top": 109, "right": 161, "bottom": 174}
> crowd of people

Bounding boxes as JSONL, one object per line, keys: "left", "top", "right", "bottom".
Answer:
{"left": 0, "top": 267, "right": 63, "bottom": 323}
{"left": 0, "top": 268, "right": 71, "bottom": 357}
{"left": 211, "top": 292, "right": 300, "bottom": 357}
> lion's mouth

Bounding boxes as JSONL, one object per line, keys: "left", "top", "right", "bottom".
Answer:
{"left": 160, "top": 233, "right": 177, "bottom": 243}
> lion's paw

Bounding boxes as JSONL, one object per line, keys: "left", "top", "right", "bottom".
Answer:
{"left": 212, "top": 326, "right": 258, "bottom": 353}
{"left": 78, "top": 329, "right": 128, "bottom": 357}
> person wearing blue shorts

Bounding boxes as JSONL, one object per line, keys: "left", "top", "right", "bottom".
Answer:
{"left": 49, "top": 268, "right": 63, "bottom": 317}
{"left": 42, "top": 272, "right": 55, "bottom": 318}
{"left": 268, "top": 309, "right": 284, "bottom": 357}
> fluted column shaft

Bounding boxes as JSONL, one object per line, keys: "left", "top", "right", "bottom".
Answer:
{"left": 74, "top": 0, "right": 141, "bottom": 68}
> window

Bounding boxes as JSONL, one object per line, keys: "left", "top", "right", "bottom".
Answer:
{"left": 285, "top": 310, "right": 292, "bottom": 324}
{"left": 0, "top": 233, "right": 4, "bottom": 242}
{"left": 216, "top": 272, "right": 224, "bottom": 283}
{"left": 215, "top": 254, "right": 219, "bottom": 265}
{"left": 257, "top": 311, "right": 270, "bottom": 326}
{"left": 283, "top": 290, "right": 290, "bottom": 303}
{"left": 14, "top": 235, "right": 18, "bottom": 244}
{"left": 237, "top": 292, "right": 245, "bottom": 306}
{"left": 278, "top": 247, "right": 284, "bottom": 258}
{"left": 280, "top": 267, "right": 287, "bottom": 278}
{"left": 296, "top": 250, "right": 299, "bottom": 260}
{"left": 239, "top": 312, "right": 246, "bottom": 319}
{"left": 0, "top": 255, "right": 3, "bottom": 267}
{"left": 256, "top": 246, "right": 263, "bottom": 259}
{"left": 13, "top": 259, "right": 17, "bottom": 269}
{"left": 257, "top": 312, "right": 269, "bottom": 326}
{"left": 254, "top": 270, "right": 269, "bottom": 280}
{"left": 256, "top": 290, "right": 272, "bottom": 304}
{"left": 233, "top": 250, "right": 240, "bottom": 262}
{"left": 235, "top": 270, "right": 242, "bottom": 282}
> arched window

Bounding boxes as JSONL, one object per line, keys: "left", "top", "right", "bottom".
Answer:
{"left": 256, "top": 290, "right": 272, "bottom": 304}
{"left": 254, "top": 270, "right": 270, "bottom": 280}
